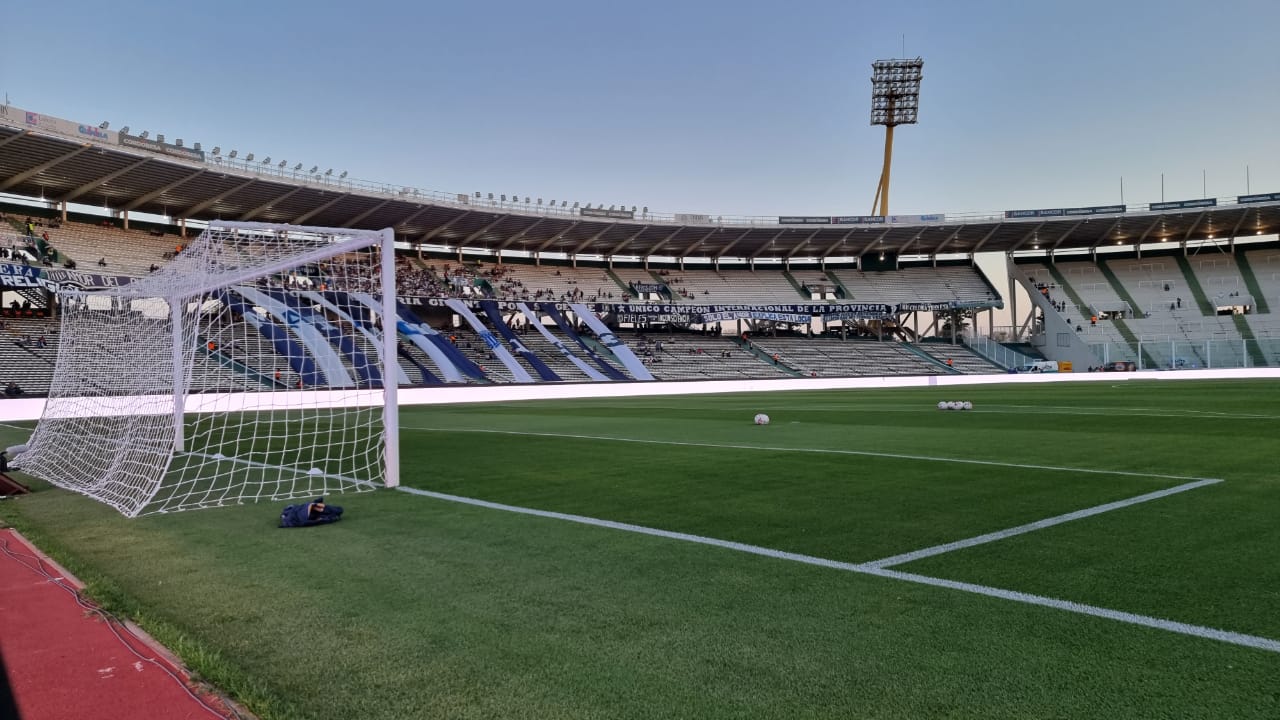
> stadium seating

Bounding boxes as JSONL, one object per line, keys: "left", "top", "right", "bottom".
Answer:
{"left": 747, "top": 337, "right": 948, "bottom": 377}
{"left": 831, "top": 266, "right": 997, "bottom": 305}
{"left": 40, "top": 221, "right": 179, "bottom": 277}
{"left": 656, "top": 269, "right": 808, "bottom": 304}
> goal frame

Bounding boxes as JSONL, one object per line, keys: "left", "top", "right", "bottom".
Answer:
{"left": 21, "top": 220, "right": 400, "bottom": 516}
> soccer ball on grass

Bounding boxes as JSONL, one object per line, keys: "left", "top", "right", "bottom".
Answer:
{"left": 753, "top": 413, "right": 770, "bottom": 425}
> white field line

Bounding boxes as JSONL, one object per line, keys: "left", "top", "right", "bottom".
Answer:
{"left": 861, "top": 478, "right": 1222, "bottom": 569}
{"left": 395, "top": 485, "right": 1280, "bottom": 655}
{"left": 401, "top": 426, "right": 1220, "bottom": 482}
{"left": 0, "top": 421, "right": 34, "bottom": 432}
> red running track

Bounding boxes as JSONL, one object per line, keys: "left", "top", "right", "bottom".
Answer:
{"left": 0, "top": 528, "right": 235, "bottom": 720}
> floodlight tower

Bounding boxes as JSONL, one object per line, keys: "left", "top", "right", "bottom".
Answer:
{"left": 869, "top": 57, "right": 923, "bottom": 217}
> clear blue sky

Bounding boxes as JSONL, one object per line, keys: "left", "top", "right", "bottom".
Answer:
{"left": 3, "top": 0, "right": 1279, "bottom": 219}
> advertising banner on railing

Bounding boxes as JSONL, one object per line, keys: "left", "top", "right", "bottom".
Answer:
{"left": 1237, "top": 192, "right": 1280, "bottom": 204}
{"left": 778, "top": 216, "right": 833, "bottom": 224}
{"left": 1005, "top": 204, "right": 1126, "bottom": 219}
{"left": 118, "top": 133, "right": 206, "bottom": 162}
{"left": 579, "top": 207, "right": 635, "bottom": 219}
{"left": 674, "top": 213, "right": 712, "bottom": 224}
{"left": 400, "top": 296, "right": 987, "bottom": 319}
{"left": 1149, "top": 198, "right": 1217, "bottom": 211}
{"left": 1, "top": 105, "right": 118, "bottom": 147}
{"left": 630, "top": 282, "right": 666, "bottom": 294}
{"left": 779, "top": 214, "right": 946, "bottom": 226}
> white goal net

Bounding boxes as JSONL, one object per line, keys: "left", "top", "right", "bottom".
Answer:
{"left": 17, "top": 221, "right": 400, "bottom": 517}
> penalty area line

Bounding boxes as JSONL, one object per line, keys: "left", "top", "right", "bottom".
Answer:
{"left": 395, "top": 485, "right": 1280, "bottom": 655}
{"left": 860, "top": 477, "right": 1223, "bottom": 569}
{"left": 401, "top": 425, "right": 1219, "bottom": 483}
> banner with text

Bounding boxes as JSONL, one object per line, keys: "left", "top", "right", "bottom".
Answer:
{"left": 579, "top": 207, "right": 635, "bottom": 219}
{"left": 1149, "top": 198, "right": 1217, "bottom": 211}
{"left": 118, "top": 133, "right": 206, "bottom": 162}
{"left": 1005, "top": 204, "right": 1126, "bottom": 218}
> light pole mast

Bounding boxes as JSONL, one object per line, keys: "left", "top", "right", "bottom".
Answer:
{"left": 869, "top": 57, "right": 923, "bottom": 217}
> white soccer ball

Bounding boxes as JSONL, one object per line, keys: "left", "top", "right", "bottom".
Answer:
{"left": 962, "top": 401, "right": 973, "bottom": 411}
{"left": 937, "top": 401, "right": 948, "bottom": 410}
{"left": 754, "top": 413, "right": 770, "bottom": 425}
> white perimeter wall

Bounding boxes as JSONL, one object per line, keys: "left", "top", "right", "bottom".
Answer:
{"left": 3, "top": 368, "right": 1280, "bottom": 424}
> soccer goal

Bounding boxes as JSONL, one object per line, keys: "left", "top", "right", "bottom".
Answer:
{"left": 17, "top": 221, "right": 400, "bottom": 517}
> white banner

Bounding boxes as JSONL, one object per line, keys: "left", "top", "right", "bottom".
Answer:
{"left": 569, "top": 303, "right": 654, "bottom": 381}
{"left": 518, "top": 304, "right": 608, "bottom": 381}
{"left": 445, "top": 299, "right": 534, "bottom": 383}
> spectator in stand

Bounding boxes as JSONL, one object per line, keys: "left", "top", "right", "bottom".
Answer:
{"left": 97, "top": 257, "right": 108, "bottom": 267}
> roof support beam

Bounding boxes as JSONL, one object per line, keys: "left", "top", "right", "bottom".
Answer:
{"left": 1095, "top": 218, "right": 1125, "bottom": 249}
{"left": 57, "top": 157, "right": 151, "bottom": 203}
{"left": 1227, "top": 210, "right": 1249, "bottom": 240}
{"left": 393, "top": 205, "right": 432, "bottom": 232}
{"left": 931, "top": 225, "right": 966, "bottom": 255}
{"left": 970, "top": 224, "right": 1003, "bottom": 253}
{"left": 1008, "top": 223, "right": 1046, "bottom": 253}
{"left": 417, "top": 210, "right": 471, "bottom": 242}
{"left": 121, "top": 169, "right": 205, "bottom": 212}
{"left": 572, "top": 223, "right": 619, "bottom": 255}
{"left": 0, "top": 132, "right": 28, "bottom": 151}
{"left": 291, "top": 193, "right": 350, "bottom": 224}
{"left": 785, "top": 229, "right": 823, "bottom": 259}
{"left": 1049, "top": 220, "right": 1084, "bottom": 250}
{"left": 535, "top": 222, "right": 580, "bottom": 253}
{"left": 238, "top": 186, "right": 304, "bottom": 221}
{"left": 714, "top": 230, "right": 753, "bottom": 260}
{"left": 497, "top": 218, "right": 547, "bottom": 251}
{"left": 648, "top": 226, "right": 690, "bottom": 257}
{"left": 857, "top": 228, "right": 894, "bottom": 258}
{"left": 340, "top": 199, "right": 391, "bottom": 228}
{"left": 608, "top": 225, "right": 651, "bottom": 256}
{"left": 0, "top": 146, "right": 90, "bottom": 192}
{"left": 820, "top": 229, "right": 859, "bottom": 259}
{"left": 459, "top": 215, "right": 508, "bottom": 246}
{"left": 1181, "top": 211, "right": 1208, "bottom": 243}
{"left": 183, "top": 179, "right": 257, "bottom": 217}
{"left": 1135, "top": 216, "right": 1164, "bottom": 245}
{"left": 679, "top": 228, "right": 720, "bottom": 259}
{"left": 749, "top": 230, "right": 788, "bottom": 260}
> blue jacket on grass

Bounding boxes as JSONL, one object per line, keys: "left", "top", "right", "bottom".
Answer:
{"left": 279, "top": 498, "right": 344, "bottom": 528}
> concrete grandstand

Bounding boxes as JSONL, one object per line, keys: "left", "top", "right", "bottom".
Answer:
{"left": 3, "top": 104, "right": 1280, "bottom": 395}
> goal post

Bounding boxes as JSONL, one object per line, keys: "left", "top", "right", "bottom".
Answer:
{"left": 17, "top": 221, "right": 401, "bottom": 517}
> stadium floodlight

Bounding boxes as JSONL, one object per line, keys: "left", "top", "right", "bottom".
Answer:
{"left": 245, "top": 153, "right": 254, "bottom": 161}
{"left": 325, "top": 169, "right": 332, "bottom": 176}
{"left": 139, "top": 131, "right": 149, "bottom": 139}
{"left": 311, "top": 166, "right": 319, "bottom": 174}
{"left": 120, "top": 126, "right": 130, "bottom": 134}
{"left": 212, "top": 147, "right": 221, "bottom": 156}
{"left": 99, "top": 121, "right": 109, "bottom": 129}
{"left": 340, "top": 171, "right": 347, "bottom": 179}
{"left": 262, "top": 156, "right": 271, "bottom": 164}
{"left": 194, "top": 143, "right": 202, "bottom": 152}
{"left": 278, "top": 160, "right": 287, "bottom": 168}
{"left": 869, "top": 57, "right": 923, "bottom": 217}
{"left": 228, "top": 150, "right": 237, "bottom": 159}
{"left": 176, "top": 139, "right": 184, "bottom": 147}
{"left": 294, "top": 163, "right": 303, "bottom": 171}
{"left": 17, "top": 221, "right": 402, "bottom": 517}
{"left": 157, "top": 134, "right": 165, "bottom": 143}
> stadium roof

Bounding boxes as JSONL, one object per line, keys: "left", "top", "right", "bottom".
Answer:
{"left": 3, "top": 119, "right": 1279, "bottom": 261}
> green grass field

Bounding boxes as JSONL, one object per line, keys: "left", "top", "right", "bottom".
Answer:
{"left": 2, "top": 379, "right": 1279, "bottom": 719}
